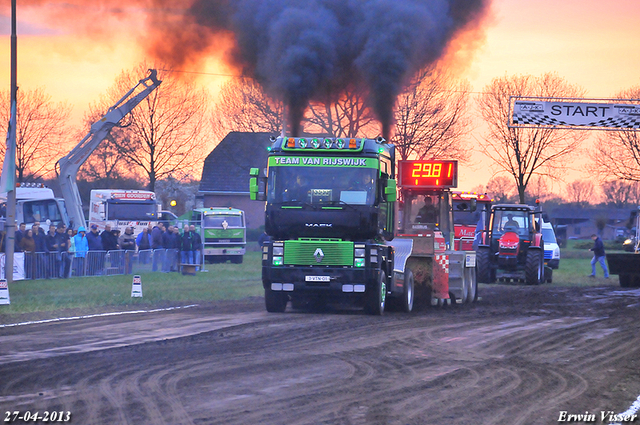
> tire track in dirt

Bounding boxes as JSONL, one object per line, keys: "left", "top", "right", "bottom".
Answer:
{"left": 1, "top": 286, "right": 639, "bottom": 424}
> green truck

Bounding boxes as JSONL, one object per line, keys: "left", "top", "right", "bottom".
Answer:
{"left": 191, "top": 207, "right": 246, "bottom": 264}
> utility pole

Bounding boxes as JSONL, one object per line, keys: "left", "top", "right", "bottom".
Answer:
{"left": 2, "top": 0, "right": 17, "bottom": 283}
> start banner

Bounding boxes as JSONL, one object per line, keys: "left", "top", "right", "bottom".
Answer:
{"left": 510, "top": 98, "right": 640, "bottom": 130}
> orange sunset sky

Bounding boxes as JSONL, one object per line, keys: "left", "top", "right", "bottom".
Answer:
{"left": 1, "top": 0, "right": 640, "bottom": 194}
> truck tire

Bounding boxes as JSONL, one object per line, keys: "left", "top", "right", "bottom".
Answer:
{"left": 477, "top": 247, "right": 494, "bottom": 283}
{"left": 265, "top": 288, "right": 288, "bottom": 313}
{"left": 365, "top": 271, "right": 386, "bottom": 316}
{"left": 400, "top": 269, "right": 414, "bottom": 313}
{"left": 525, "top": 249, "right": 543, "bottom": 285}
{"left": 465, "top": 265, "right": 478, "bottom": 303}
{"left": 545, "top": 266, "right": 553, "bottom": 283}
{"left": 232, "top": 256, "right": 243, "bottom": 264}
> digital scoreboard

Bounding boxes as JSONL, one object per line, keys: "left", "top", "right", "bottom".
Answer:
{"left": 398, "top": 160, "right": 458, "bottom": 188}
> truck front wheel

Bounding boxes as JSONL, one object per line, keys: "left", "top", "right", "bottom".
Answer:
{"left": 365, "top": 271, "right": 386, "bottom": 315}
{"left": 265, "top": 288, "right": 288, "bottom": 313}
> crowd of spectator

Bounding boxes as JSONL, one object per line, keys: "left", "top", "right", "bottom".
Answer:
{"left": 1, "top": 221, "right": 203, "bottom": 279}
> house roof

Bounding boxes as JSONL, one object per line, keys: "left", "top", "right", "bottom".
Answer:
{"left": 199, "top": 132, "right": 276, "bottom": 193}
{"left": 545, "top": 206, "right": 633, "bottom": 225}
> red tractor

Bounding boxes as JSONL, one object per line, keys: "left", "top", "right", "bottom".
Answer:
{"left": 476, "top": 204, "right": 545, "bottom": 285}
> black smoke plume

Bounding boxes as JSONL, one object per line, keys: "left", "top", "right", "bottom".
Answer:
{"left": 150, "top": 0, "right": 490, "bottom": 138}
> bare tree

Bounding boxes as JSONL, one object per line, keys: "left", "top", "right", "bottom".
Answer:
{"left": 211, "top": 78, "right": 284, "bottom": 142}
{"left": 524, "top": 175, "right": 551, "bottom": 202}
{"left": 212, "top": 78, "right": 378, "bottom": 140}
{"left": 75, "top": 110, "right": 132, "bottom": 185}
{"left": 566, "top": 180, "right": 595, "bottom": 206}
{"left": 392, "top": 67, "right": 472, "bottom": 161}
{"left": 591, "top": 87, "right": 640, "bottom": 182}
{"left": 305, "top": 84, "right": 378, "bottom": 138}
{"left": 478, "top": 73, "right": 586, "bottom": 203}
{"left": 486, "top": 175, "right": 516, "bottom": 203}
{"left": 0, "top": 87, "right": 71, "bottom": 181}
{"left": 602, "top": 180, "right": 639, "bottom": 207}
{"left": 96, "top": 63, "right": 211, "bottom": 191}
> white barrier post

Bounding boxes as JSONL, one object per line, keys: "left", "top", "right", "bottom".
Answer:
{"left": 131, "top": 275, "right": 143, "bottom": 298}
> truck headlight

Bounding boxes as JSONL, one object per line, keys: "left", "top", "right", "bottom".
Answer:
{"left": 354, "top": 258, "right": 365, "bottom": 267}
{"left": 273, "top": 256, "right": 283, "bottom": 266}
{"left": 273, "top": 246, "right": 284, "bottom": 256}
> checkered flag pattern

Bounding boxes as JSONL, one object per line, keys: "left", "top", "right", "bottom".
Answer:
{"left": 513, "top": 113, "right": 640, "bottom": 129}
{"left": 512, "top": 113, "right": 567, "bottom": 127}
{"left": 435, "top": 254, "right": 449, "bottom": 274}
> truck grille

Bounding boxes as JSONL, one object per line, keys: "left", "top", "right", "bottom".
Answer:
{"left": 205, "top": 229, "right": 244, "bottom": 240}
{"left": 544, "top": 250, "right": 553, "bottom": 260}
{"left": 284, "top": 239, "right": 353, "bottom": 266}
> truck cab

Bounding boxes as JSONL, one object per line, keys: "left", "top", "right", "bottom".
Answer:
{"left": 88, "top": 189, "right": 159, "bottom": 234}
{"left": 251, "top": 136, "right": 400, "bottom": 314}
{"left": 0, "top": 183, "right": 69, "bottom": 229}
{"left": 192, "top": 207, "right": 246, "bottom": 264}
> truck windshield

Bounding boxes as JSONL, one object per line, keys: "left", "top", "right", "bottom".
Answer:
{"left": 542, "top": 227, "right": 557, "bottom": 243}
{"left": 23, "top": 199, "right": 63, "bottom": 224}
{"left": 106, "top": 201, "right": 157, "bottom": 221}
{"left": 204, "top": 215, "right": 243, "bottom": 228}
{"left": 453, "top": 201, "right": 481, "bottom": 226}
{"left": 268, "top": 165, "right": 377, "bottom": 206}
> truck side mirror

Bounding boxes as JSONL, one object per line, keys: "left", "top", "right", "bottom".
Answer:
{"left": 249, "top": 168, "right": 267, "bottom": 201}
{"left": 384, "top": 179, "right": 397, "bottom": 202}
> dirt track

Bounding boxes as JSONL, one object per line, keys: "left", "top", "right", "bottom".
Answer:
{"left": 1, "top": 284, "right": 640, "bottom": 425}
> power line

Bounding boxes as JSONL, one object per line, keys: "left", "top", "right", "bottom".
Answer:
{"left": 158, "top": 69, "right": 244, "bottom": 78}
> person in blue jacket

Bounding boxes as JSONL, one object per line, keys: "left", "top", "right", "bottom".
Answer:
{"left": 73, "top": 226, "right": 89, "bottom": 277}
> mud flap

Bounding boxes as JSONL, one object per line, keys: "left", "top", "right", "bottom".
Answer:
{"left": 432, "top": 254, "right": 450, "bottom": 300}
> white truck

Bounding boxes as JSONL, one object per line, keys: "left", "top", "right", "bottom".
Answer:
{"left": 88, "top": 189, "right": 160, "bottom": 234}
{"left": 0, "top": 183, "right": 69, "bottom": 229}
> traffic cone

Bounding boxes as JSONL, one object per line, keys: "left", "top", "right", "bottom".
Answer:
{"left": 0, "top": 279, "right": 10, "bottom": 305}
{"left": 131, "top": 275, "right": 143, "bottom": 298}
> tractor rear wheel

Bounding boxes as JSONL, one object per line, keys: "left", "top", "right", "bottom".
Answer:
{"left": 525, "top": 249, "right": 543, "bottom": 285}
{"left": 477, "top": 247, "right": 495, "bottom": 283}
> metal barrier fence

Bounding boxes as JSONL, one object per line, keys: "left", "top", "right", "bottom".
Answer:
{"left": 16, "top": 249, "right": 204, "bottom": 280}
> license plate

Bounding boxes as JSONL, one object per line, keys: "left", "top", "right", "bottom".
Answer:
{"left": 305, "top": 276, "right": 330, "bottom": 282}
{"left": 466, "top": 253, "right": 476, "bottom": 267}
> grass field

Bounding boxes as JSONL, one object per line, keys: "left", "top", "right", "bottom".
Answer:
{"left": 0, "top": 252, "right": 264, "bottom": 318}
{"left": 0, "top": 242, "right": 623, "bottom": 321}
